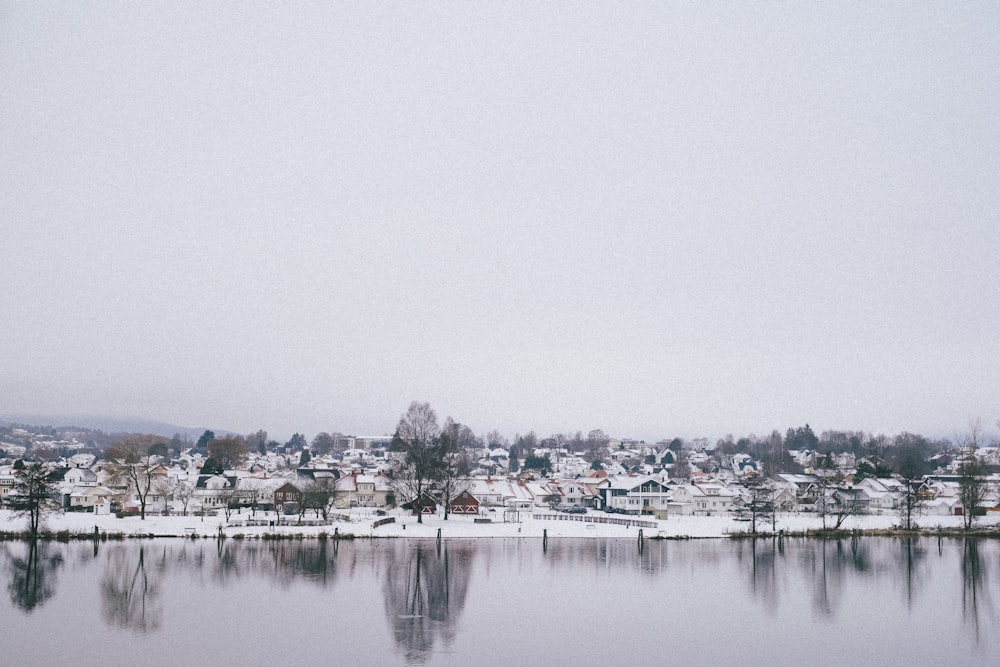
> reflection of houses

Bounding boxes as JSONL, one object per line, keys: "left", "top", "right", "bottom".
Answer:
{"left": 335, "top": 473, "right": 393, "bottom": 508}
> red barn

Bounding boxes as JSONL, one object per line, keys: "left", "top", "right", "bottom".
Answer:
{"left": 449, "top": 490, "right": 480, "bottom": 515}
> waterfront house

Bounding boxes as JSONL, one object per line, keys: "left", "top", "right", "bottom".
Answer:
{"left": 449, "top": 490, "right": 481, "bottom": 515}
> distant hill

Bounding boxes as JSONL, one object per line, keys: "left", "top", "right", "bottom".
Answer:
{"left": 0, "top": 414, "right": 218, "bottom": 439}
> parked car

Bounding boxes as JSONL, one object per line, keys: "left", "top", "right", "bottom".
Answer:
{"left": 567, "top": 506, "right": 587, "bottom": 514}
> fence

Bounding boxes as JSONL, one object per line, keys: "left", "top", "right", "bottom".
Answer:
{"left": 532, "top": 513, "right": 657, "bottom": 529}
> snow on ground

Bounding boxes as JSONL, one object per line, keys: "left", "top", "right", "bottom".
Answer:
{"left": 4, "top": 508, "right": 998, "bottom": 540}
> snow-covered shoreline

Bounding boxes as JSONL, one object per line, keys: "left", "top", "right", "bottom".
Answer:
{"left": 4, "top": 508, "right": 999, "bottom": 540}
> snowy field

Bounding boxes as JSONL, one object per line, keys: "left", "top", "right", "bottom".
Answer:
{"left": 4, "top": 507, "right": 998, "bottom": 540}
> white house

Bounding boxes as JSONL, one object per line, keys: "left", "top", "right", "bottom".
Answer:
{"left": 670, "top": 483, "right": 739, "bottom": 516}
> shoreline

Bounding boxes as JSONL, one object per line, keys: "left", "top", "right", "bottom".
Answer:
{"left": 4, "top": 508, "right": 1000, "bottom": 542}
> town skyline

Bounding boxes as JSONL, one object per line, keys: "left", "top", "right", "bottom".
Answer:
{"left": 2, "top": 407, "right": 994, "bottom": 449}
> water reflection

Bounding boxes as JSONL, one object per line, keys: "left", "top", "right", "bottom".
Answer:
{"left": 900, "top": 537, "right": 927, "bottom": 610}
{"left": 961, "top": 538, "right": 994, "bottom": 644}
{"left": 154, "top": 538, "right": 344, "bottom": 590}
{"left": 101, "top": 544, "right": 163, "bottom": 633}
{"left": 2, "top": 536, "right": 1000, "bottom": 664}
{"left": 742, "top": 538, "right": 779, "bottom": 614}
{"left": 4, "top": 540, "right": 64, "bottom": 612}
{"left": 382, "top": 542, "right": 474, "bottom": 663}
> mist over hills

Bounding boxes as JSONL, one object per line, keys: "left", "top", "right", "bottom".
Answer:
{"left": 0, "top": 414, "right": 220, "bottom": 440}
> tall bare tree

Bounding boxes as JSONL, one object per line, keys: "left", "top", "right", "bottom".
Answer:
{"left": 171, "top": 480, "right": 194, "bottom": 516}
{"left": 584, "top": 429, "right": 610, "bottom": 465}
{"left": 742, "top": 474, "right": 774, "bottom": 535}
{"left": 392, "top": 401, "right": 442, "bottom": 524}
{"left": 207, "top": 435, "right": 249, "bottom": 470}
{"left": 106, "top": 434, "right": 169, "bottom": 520}
{"left": 895, "top": 443, "right": 928, "bottom": 530}
{"left": 302, "top": 477, "right": 339, "bottom": 520}
{"left": 245, "top": 429, "right": 268, "bottom": 455}
{"left": 957, "top": 418, "right": 989, "bottom": 531}
{"left": 310, "top": 432, "right": 336, "bottom": 456}
{"left": 439, "top": 418, "right": 473, "bottom": 520}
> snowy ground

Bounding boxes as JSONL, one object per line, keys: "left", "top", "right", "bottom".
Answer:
{"left": 4, "top": 507, "right": 998, "bottom": 540}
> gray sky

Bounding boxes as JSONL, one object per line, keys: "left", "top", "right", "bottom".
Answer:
{"left": 2, "top": 3, "right": 998, "bottom": 443}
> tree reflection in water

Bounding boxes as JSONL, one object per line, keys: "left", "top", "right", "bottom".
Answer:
{"left": 207, "top": 539, "right": 341, "bottom": 588}
{"left": 802, "top": 538, "right": 874, "bottom": 619}
{"left": 383, "top": 542, "right": 474, "bottom": 663}
{"left": 899, "top": 537, "right": 926, "bottom": 611}
{"left": 961, "top": 538, "right": 994, "bottom": 644}
{"left": 4, "top": 540, "right": 64, "bottom": 613}
{"left": 101, "top": 544, "right": 163, "bottom": 633}
{"left": 746, "top": 537, "right": 779, "bottom": 615}
{"left": 739, "top": 537, "right": 893, "bottom": 620}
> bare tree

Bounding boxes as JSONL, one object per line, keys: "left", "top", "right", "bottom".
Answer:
{"left": 439, "top": 418, "right": 473, "bottom": 520}
{"left": 302, "top": 477, "right": 338, "bottom": 520}
{"left": 671, "top": 448, "right": 692, "bottom": 481}
{"left": 392, "top": 401, "right": 442, "bottom": 524}
{"left": 245, "top": 429, "right": 268, "bottom": 455}
{"left": 106, "top": 435, "right": 170, "bottom": 520}
{"left": 957, "top": 418, "right": 989, "bottom": 531}
{"left": 310, "top": 432, "right": 336, "bottom": 456}
{"left": 172, "top": 480, "right": 194, "bottom": 516}
{"left": 236, "top": 477, "right": 267, "bottom": 517}
{"left": 584, "top": 429, "right": 610, "bottom": 465}
{"left": 742, "top": 474, "right": 774, "bottom": 535}
{"left": 221, "top": 482, "right": 241, "bottom": 521}
{"left": 207, "top": 436, "right": 249, "bottom": 470}
{"left": 895, "top": 444, "right": 928, "bottom": 530}
{"left": 815, "top": 474, "right": 833, "bottom": 530}
{"left": 485, "top": 430, "right": 509, "bottom": 449}
{"left": 830, "top": 488, "right": 865, "bottom": 529}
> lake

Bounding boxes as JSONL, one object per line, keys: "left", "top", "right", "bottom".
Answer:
{"left": 2, "top": 535, "right": 997, "bottom": 666}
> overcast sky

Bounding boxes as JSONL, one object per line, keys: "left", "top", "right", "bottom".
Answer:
{"left": 2, "top": 3, "right": 998, "bottom": 443}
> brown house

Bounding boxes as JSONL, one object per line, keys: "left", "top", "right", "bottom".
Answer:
{"left": 409, "top": 493, "right": 437, "bottom": 516}
{"left": 449, "top": 490, "right": 480, "bottom": 515}
{"left": 273, "top": 482, "right": 303, "bottom": 511}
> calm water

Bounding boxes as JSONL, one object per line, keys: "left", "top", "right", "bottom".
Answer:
{"left": 2, "top": 535, "right": 997, "bottom": 666}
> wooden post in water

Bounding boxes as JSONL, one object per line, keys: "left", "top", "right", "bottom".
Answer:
{"left": 543, "top": 528, "right": 548, "bottom": 553}
{"left": 638, "top": 528, "right": 644, "bottom": 553}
